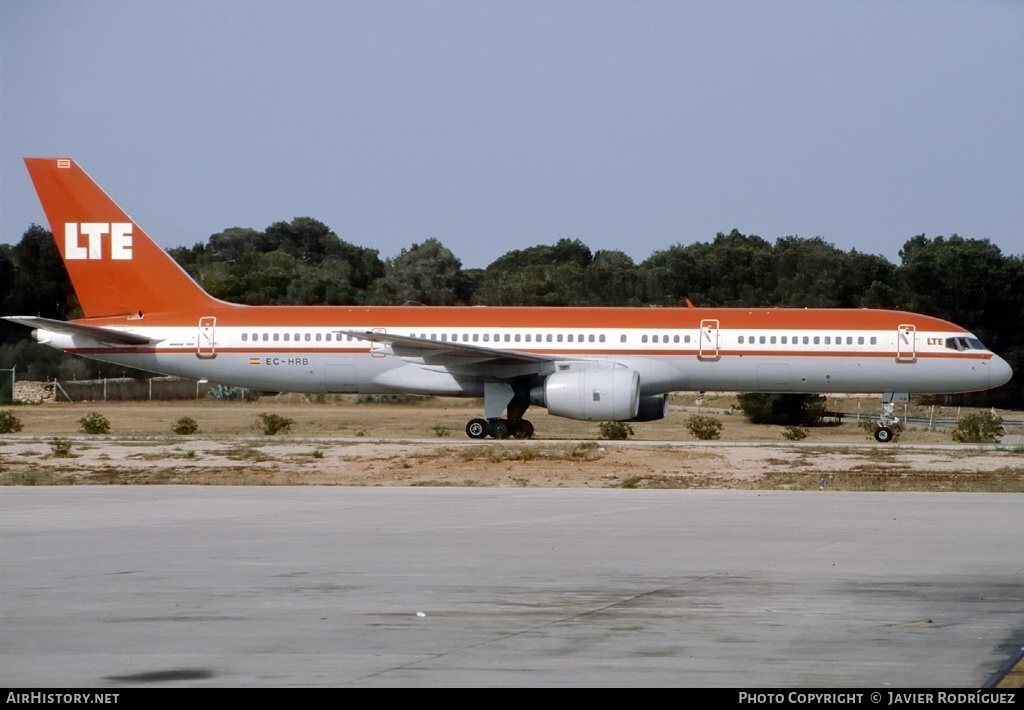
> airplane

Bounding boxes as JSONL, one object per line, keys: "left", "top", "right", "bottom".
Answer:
{"left": 5, "top": 157, "right": 1013, "bottom": 442}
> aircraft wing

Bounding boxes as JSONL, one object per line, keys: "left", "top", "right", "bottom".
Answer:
{"left": 4, "top": 316, "right": 159, "bottom": 346}
{"left": 338, "top": 329, "right": 571, "bottom": 369}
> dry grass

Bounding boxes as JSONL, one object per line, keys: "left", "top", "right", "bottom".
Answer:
{"left": 0, "top": 396, "right": 1021, "bottom": 491}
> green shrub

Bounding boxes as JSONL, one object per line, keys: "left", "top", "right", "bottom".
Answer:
{"left": 737, "top": 393, "right": 827, "bottom": 425}
{"left": 50, "top": 438, "right": 74, "bottom": 457}
{"left": 0, "top": 410, "right": 24, "bottom": 434}
{"left": 599, "top": 421, "right": 633, "bottom": 440}
{"left": 311, "top": 449, "right": 324, "bottom": 459}
{"left": 782, "top": 426, "right": 808, "bottom": 441}
{"left": 952, "top": 412, "right": 1003, "bottom": 443}
{"left": 257, "top": 412, "right": 293, "bottom": 435}
{"left": 432, "top": 424, "right": 451, "bottom": 437}
{"left": 686, "top": 414, "right": 722, "bottom": 440}
{"left": 78, "top": 412, "right": 111, "bottom": 434}
{"left": 208, "top": 384, "right": 259, "bottom": 401}
{"left": 172, "top": 416, "right": 199, "bottom": 435}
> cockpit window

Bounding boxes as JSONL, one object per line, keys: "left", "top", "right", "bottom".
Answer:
{"left": 945, "top": 337, "right": 987, "bottom": 352}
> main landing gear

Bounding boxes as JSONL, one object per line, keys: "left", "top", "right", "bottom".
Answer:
{"left": 465, "top": 380, "right": 535, "bottom": 439}
{"left": 465, "top": 417, "right": 534, "bottom": 439}
{"left": 873, "top": 392, "right": 907, "bottom": 443}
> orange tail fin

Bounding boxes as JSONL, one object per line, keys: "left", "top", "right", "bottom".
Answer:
{"left": 24, "top": 158, "right": 219, "bottom": 319}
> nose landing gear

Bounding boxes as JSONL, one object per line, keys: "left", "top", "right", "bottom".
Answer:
{"left": 873, "top": 393, "right": 907, "bottom": 443}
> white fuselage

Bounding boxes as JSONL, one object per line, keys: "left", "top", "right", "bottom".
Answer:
{"left": 37, "top": 318, "right": 1008, "bottom": 397}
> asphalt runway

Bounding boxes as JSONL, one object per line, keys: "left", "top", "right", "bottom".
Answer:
{"left": 1, "top": 487, "right": 1022, "bottom": 687}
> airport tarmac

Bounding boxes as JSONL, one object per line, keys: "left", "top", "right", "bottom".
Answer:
{"left": 1, "top": 487, "right": 1022, "bottom": 687}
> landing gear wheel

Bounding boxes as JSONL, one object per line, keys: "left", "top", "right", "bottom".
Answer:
{"left": 489, "top": 419, "right": 510, "bottom": 439}
{"left": 466, "top": 418, "right": 488, "bottom": 439}
{"left": 874, "top": 426, "right": 893, "bottom": 443}
{"left": 510, "top": 419, "right": 534, "bottom": 439}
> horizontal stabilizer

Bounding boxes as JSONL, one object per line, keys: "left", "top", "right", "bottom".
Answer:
{"left": 3, "top": 316, "right": 158, "bottom": 346}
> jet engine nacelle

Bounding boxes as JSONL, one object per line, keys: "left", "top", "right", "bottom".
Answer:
{"left": 532, "top": 367, "right": 640, "bottom": 421}
{"left": 633, "top": 394, "right": 669, "bottom": 422}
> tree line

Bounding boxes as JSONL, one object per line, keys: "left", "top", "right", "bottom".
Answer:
{"left": 2, "top": 219, "right": 1021, "bottom": 402}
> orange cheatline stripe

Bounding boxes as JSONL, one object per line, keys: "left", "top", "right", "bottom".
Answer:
{"left": 75, "top": 306, "right": 970, "bottom": 333}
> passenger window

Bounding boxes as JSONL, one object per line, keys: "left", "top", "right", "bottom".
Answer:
{"left": 642, "top": 335, "right": 648, "bottom": 343}
{"left": 599, "top": 335, "right": 605, "bottom": 343}
{"left": 739, "top": 336, "right": 745, "bottom": 344}
{"left": 242, "top": 333, "right": 248, "bottom": 342}
{"left": 620, "top": 334, "right": 627, "bottom": 343}
{"left": 770, "top": 336, "right": 777, "bottom": 344}
{"left": 273, "top": 333, "right": 280, "bottom": 342}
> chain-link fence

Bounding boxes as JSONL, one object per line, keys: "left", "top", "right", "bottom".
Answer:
{"left": 11, "top": 377, "right": 213, "bottom": 403}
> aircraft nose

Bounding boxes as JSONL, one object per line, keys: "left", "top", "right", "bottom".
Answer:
{"left": 990, "top": 354, "right": 1013, "bottom": 388}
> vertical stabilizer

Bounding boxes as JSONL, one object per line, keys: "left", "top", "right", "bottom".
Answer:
{"left": 23, "top": 158, "right": 219, "bottom": 319}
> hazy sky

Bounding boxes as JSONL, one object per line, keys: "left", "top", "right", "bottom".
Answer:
{"left": 2, "top": 0, "right": 1022, "bottom": 268}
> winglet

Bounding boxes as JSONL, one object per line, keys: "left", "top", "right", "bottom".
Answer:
{"left": 23, "top": 158, "right": 219, "bottom": 319}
